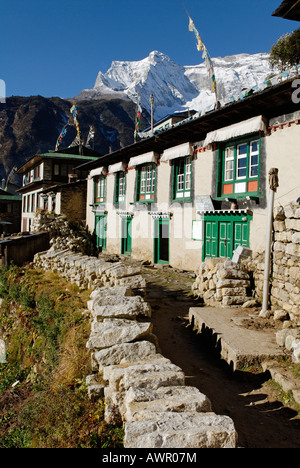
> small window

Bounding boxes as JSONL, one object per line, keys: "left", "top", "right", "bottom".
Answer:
{"left": 173, "top": 156, "right": 192, "bottom": 201}
{"left": 137, "top": 164, "right": 156, "bottom": 202}
{"left": 94, "top": 176, "right": 106, "bottom": 204}
{"left": 54, "top": 164, "right": 60, "bottom": 176}
{"left": 220, "top": 138, "right": 260, "bottom": 198}
{"left": 33, "top": 165, "right": 40, "bottom": 180}
{"left": 115, "top": 171, "right": 126, "bottom": 204}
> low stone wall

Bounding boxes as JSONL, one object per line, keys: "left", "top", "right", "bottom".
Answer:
{"left": 33, "top": 248, "right": 238, "bottom": 449}
{"left": 191, "top": 257, "right": 253, "bottom": 307}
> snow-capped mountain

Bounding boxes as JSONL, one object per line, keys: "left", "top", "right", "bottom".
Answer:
{"left": 76, "top": 50, "right": 273, "bottom": 121}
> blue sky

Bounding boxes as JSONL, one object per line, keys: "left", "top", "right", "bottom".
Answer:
{"left": 0, "top": 0, "right": 297, "bottom": 98}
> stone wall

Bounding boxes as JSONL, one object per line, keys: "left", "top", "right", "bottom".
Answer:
{"left": 33, "top": 248, "right": 238, "bottom": 448}
{"left": 243, "top": 201, "right": 300, "bottom": 326}
{"left": 191, "top": 257, "right": 254, "bottom": 308}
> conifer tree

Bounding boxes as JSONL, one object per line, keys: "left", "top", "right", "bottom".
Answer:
{"left": 270, "top": 28, "right": 300, "bottom": 71}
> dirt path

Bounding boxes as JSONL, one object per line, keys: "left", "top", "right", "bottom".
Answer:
{"left": 141, "top": 265, "right": 300, "bottom": 449}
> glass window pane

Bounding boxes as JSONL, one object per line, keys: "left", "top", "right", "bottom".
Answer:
{"left": 238, "top": 144, "right": 247, "bottom": 155}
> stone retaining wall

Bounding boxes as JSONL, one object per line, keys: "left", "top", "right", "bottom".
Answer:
{"left": 33, "top": 248, "right": 238, "bottom": 448}
{"left": 191, "top": 257, "right": 253, "bottom": 308}
{"left": 244, "top": 201, "right": 300, "bottom": 326}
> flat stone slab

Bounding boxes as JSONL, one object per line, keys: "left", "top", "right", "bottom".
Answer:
{"left": 123, "top": 386, "right": 212, "bottom": 422}
{"left": 123, "top": 412, "right": 238, "bottom": 448}
{"left": 93, "top": 341, "right": 157, "bottom": 370}
{"left": 91, "top": 297, "right": 151, "bottom": 320}
{"left": 87, "top": 319, "right": 153, "bottom": 350}
{"left": 189, "top": 307, "right": 284, "bottom": 370}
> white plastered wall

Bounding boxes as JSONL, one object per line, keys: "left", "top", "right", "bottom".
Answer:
{"left": 249, "top": 124, "right": 300, "bottom": 253}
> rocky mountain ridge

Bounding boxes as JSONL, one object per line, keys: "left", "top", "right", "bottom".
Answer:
{"left": 77, "top": 50, "right": 273, "bottom": 119}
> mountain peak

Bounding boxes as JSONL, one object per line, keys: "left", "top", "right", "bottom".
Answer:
{"left": 76, "top": 51, "right": 272, "bottom": 120}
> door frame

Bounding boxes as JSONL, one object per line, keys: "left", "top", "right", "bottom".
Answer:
{"left": 121, "top": 216, "right": 132, "bottom": 256}
{"left": 203, "top": 212, "right": 252, "bottom": 260}
{"left": 153, "top": 218, "right": 170, "bottom": 265}
{"left": 95, "top": 214, "right": 107, "bottom": 251}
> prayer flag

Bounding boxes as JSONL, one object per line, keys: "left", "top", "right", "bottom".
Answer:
{"left": 187, "top": 13, "right": 218, "bottom": 99}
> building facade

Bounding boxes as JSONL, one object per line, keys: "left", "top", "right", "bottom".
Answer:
{"left": 81, "top": 79, "right": 300, "bottom": 271}
{"left": 17, "top": 146, "right": 100, "bottom": 232}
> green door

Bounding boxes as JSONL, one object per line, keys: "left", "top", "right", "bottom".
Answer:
{"left": 233, "top": 221, "right": 249, "bottom": 250}
{"left": 203, "top": 214, "right": 251, "bottom": 260}
{"left": 219, "top": 221, "right": 232, "bottom": 257}
{"left": 95, "top": 215, "right": 107, "bottom": 251}
{"left": 154, "top": 219, "right": 169, "bottom": 264}
{"left": 121, "top": 217, "right": 132, "bottom": 256}
{"left": 205, "top": 221, "right": 218, "bottom": 258}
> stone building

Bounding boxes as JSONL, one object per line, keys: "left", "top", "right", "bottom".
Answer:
{"left": 17, "top": 145, "right": 101, "bottom": 231}
{"left": 79, "top": 79, "right": 300, "bottom": 272}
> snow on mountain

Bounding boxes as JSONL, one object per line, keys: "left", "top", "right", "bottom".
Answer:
{"left": 77, "top": 50, "right": 273, "bottom": 121}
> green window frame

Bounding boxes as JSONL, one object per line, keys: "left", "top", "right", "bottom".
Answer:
{"left": 136, "top": 164, "right": 156, "bottom": 202}
{"left": 172, "top": 156, "right": 192, "bottom": 201}
{"left": 115, "top": 171, "right": 126, "bottom": 204}
{"left": 94, "top": 176, "right": 106, "bottom": 204}
{"left": 217, "top": 137, "right": 261, "bottom": 199}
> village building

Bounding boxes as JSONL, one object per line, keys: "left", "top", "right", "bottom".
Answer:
{"left": 16, "top": 145, "right": 100, "bottom": 232}
{"left": 79, "top": 78, "right": 300, "bottom": 272}
{"left": 0, "top": 181, "right": 22, "bottom": 235}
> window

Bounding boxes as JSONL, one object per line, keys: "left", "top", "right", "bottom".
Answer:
{"left": 31, "top": 193, "right": 35, "bottom": 212}
{"left": 115, "top": 171, "right": 126, "bottom": 204}
{"left": 137, "top": 164, "right": 156, "bottom": 202}
{"left": 33, "top": 165, "right": 40, "bottom": 180}
{"left": 219, "top": 138, "right": 260, "bottom": 198}
{"left": 94, "top": 176, "right": 106, "bottom": 204}
{"left": 172, "top": 156, "right": 192, "bottom": 201}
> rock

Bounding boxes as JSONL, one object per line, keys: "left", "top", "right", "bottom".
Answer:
{"left": 86, "top": 319, "right": 153, "bottom": 350}
{"left": 93, "top": 341, "right": 157, "bottom": 370}
{"left": 242, "top": 299, "right": 258, "bottom": 308}
{"left": 274, "top": 310, "right": 289, "bottom": 321}
{"left": 292, "top": 339, "right": 300, "bottom": 364}
{"left": 87, "top": 384, "right": 105, "bottom": 401}
{"left": 92, "top": 297, "right": 151, "bottom": 320}
{"left": 123, "top": 386, "right": 212, "bottom": 422}
{"left": 92, "top": 286, "right": 134, "bottom": 300}
{"left": 123, "top": 412, "right": 238, "bottom": 448}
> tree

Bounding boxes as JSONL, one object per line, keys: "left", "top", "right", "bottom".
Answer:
{"left": 270, "top": 28, "right": 300, "bottom": 71}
